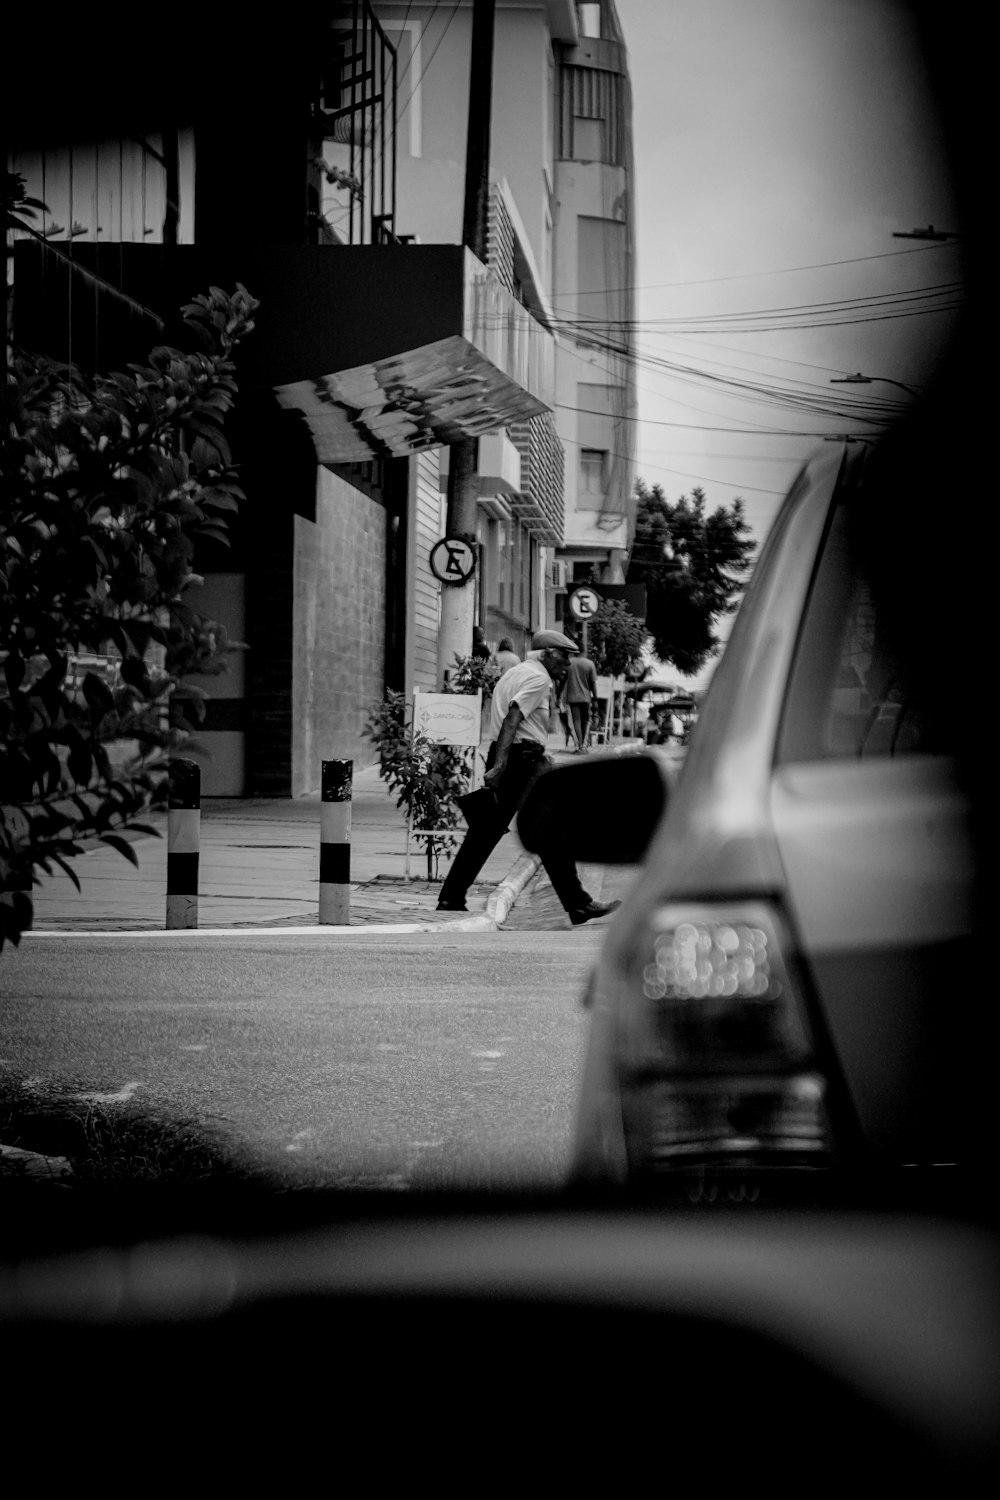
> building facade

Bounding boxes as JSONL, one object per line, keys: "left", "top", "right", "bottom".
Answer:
{"left": 549, "top": 1, "right": 638, "bottom": 621}
{"left": 355, "top": 1, "right": 637, "bottom": 649}
{"left": 6, "top": 1, "right": 635, "bottom": 793}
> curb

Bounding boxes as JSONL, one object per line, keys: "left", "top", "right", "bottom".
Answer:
{"left": 486, "top": 851, "right": 541, "bottom": 927}
{"left": 22, "top": 853, "right": 537, "bottom": 940}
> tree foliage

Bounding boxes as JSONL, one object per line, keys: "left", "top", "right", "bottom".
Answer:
{"left": 585, "top": 600, "right": 649, "bottom": 678}
{"left": 627, "top": 479, "right": 756, "bottom": 675}
{"left": 1, "top": 283, "right": 259, "bottom": 948}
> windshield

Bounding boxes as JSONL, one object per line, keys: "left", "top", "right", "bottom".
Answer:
{"left": 2, "top": 0, "right": 975, "bottom": 1203}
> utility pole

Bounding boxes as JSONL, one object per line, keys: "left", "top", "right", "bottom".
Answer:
{"left": 436, "top": 0, "right": 495, "bottom": 686}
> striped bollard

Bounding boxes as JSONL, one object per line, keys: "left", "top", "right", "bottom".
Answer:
{"left": 320, "top": 759, "right": 352, "bottom": 924}
{"left": 166, "top": 758, "right": 200, "bottom": 929}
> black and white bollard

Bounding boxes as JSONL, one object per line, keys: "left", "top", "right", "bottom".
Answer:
{"left": 320, "top": 759, "right": 352, "bottom": 925}
{"left": 166, "top": 758, "right": 200, "bottom": 929}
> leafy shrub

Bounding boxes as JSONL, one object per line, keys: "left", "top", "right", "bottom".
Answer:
{"left": 362, "top": 690, "right": 470, "bottom": 880}
{"left": 446, "top": 651, "right": 500, "bottom": 700}
{"left": 1, "top": 283, "right": 259, "bottom": 948}
{"left": 363, "top": 651, "right": 501, "bottom": 880}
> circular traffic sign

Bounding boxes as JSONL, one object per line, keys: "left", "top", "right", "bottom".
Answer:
{"left": 429, "top": 536, "right": 477, "bottom": 585}
{"left": 568, "top": 585, "right": 601, "bottom": 620}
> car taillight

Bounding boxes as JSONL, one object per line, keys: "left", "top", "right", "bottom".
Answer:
{"left": 621, "top": 901, "right": 833, "bottom": 1172}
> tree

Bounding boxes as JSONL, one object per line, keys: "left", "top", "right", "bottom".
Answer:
{"left": 626, "top": 479, "right": 755, "bottom": 675}
{"left": 585, "top": 600, "right": 649, "bottom": 678}
{"left": 1, "top": 283, "right": 260, "bottom": 949}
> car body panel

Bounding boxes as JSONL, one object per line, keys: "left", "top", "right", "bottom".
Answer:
{"left": 600, "top": 449, "right": 842, "bottom": 978}
{"left": 570, "top": 441, "right": 977, "bottom": 1182}
{"left": 771, "top": 758, "right": 975, "bottom": 1160}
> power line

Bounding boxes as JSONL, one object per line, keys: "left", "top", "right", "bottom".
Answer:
{"left": 653, "top": 328, "right": 918, "bottom": 385}
{"left": 629, "top": 333, "right": 918, "bottom": 407}
{"left": 395, "top": 3, "right": 462, "bottom": 132}
{"left": 551, "top": 280, "right": 962, "bottom": 333}
{"left": 557, "top": 403, "right": 877, "bottom": 439}
{"left": 560, "top": 327, "right": 906, "bottom": 425}
{"left": 551, "top": 240, "right": 958, "bottom": 299}
{"left": 561, "top": 432, "right": 796, "bottom": 498}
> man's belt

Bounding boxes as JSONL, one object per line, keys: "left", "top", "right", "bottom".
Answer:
{"left": 509, "top": 741, "right": 547, "bottom": 761}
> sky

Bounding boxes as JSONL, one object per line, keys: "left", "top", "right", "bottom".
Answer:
{"left": 613, "top": 0, "right": 963, "bottom": 555}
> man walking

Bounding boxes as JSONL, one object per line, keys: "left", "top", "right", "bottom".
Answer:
{"left": 563, "top": 647, "right": 599, "bottom": 752}
{"left": 436, "top": 630, "right": 621, "bottom": 926}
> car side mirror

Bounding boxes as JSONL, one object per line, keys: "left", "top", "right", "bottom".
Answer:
{"left": 516, "top": 753, "right": 669, "bottom": 866}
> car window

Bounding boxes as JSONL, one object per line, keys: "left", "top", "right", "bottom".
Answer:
{"left": 778, "top": 489, "right": 950, "bottom": 764}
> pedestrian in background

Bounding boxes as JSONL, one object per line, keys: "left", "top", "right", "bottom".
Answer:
{"left": 436, "top": 630, "right": 621, "bottom": 927}
{"left": 493, "top": 637, "right": 520, "bottom": 675}
{"left": 563, "top": 648, "right": 599, "bottom": 752}
{"left": 556, "top": 678, "right": 574, "bottom": 748}
{"left": 471, "top": 626, "right": 490, "bottom": 661}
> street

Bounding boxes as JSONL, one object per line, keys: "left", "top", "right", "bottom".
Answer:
{"left": 0, "top": 925, "right": 610, "bottom": 1191}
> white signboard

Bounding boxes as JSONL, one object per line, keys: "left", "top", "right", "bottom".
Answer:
{"left": 413, "top": 690, "right": 482, "bottom": 746}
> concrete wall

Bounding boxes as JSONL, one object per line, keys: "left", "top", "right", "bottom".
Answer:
{"left": 184, "top": 572, "right": 246, "bottom": 796}
{"left": 291, "top": 469, "right": 388, "bottom": 795}
{"left": 407, "top": 451, "right": 446, "bottom": 696}
{"left": 390, "top": 4, "right": 554, "bottom": 274}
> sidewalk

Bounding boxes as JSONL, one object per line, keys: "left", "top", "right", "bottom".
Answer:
{"left": 25, "top": 734, "right": 649, "bottom": 936}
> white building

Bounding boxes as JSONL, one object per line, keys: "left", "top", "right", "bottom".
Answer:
{"left": 333, "top": 1, "right": 638, "bottom": 664}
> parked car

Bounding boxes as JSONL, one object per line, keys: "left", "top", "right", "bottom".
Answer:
{"left": 518, "top": 426, "right": 984, "bottom": 1204}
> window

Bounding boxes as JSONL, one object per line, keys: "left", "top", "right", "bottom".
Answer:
{"left": 779, "top": 496, "right": 949, "bottom": 762}
{"left": 578, "top": 3, "right": 602, "bottom": 38}
{"left": 580, "top": 448, "right": 607, "bottom": 504}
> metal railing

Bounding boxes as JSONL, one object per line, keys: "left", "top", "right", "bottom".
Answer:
{"left": 314, "top": 2, "right": 400, "bottom": 245}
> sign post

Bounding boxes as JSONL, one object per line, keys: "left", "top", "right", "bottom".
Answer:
{"left": 431, "top": 535, "right": 479, "bottom": 687}
{"left": 567, "top": 585, "right": 600, "bottom": 658}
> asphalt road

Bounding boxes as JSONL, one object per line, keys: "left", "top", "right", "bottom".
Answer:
{"left": 0, "top": 928, "right": 606, "bottom": 1191}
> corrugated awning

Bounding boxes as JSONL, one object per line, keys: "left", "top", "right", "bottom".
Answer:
{"left": 275, "top": 334, "right": 549, "bottom": 464}
{"left": 274, "top": 247, "right": 555, "bottom": 464}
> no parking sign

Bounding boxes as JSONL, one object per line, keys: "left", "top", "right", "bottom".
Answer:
{"left": 567, "top": 586, "right": 600, "bottom": 621}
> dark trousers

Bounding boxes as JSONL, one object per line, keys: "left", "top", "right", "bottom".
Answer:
{"left": 439, "top": 741, "right": 591, "bottom": 913}
{"left": 569, "top": 702, "right": 591, "bottom": 746}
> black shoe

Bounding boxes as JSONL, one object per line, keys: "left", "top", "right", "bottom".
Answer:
{"left": 568, "top": 899, "right": 621, "bottom": 926}
{"left": 436, "top": 900, "right": 468, "bottom": 912}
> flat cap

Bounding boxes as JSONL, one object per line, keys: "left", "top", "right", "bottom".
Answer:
{"left": 531, "top": 630, "right": 580, "bottom": 653}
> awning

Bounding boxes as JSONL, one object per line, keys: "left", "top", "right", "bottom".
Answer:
{"left": 274, "top": 247, "right": 555, "bottom": 463}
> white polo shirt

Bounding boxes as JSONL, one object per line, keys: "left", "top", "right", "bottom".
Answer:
{"left": 489, "top": 657, "right": 554, "bottom": 747}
